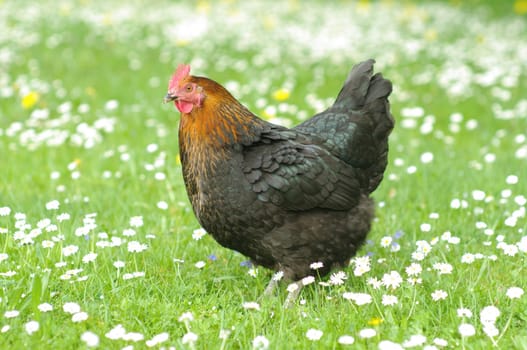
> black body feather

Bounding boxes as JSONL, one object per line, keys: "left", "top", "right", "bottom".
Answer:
{"left": 180, "top": 60, "right": 394, "bottom": 280}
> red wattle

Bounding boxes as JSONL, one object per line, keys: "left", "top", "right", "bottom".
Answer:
{"left": 176, "top": 101, "right": 194, "bottom": 114}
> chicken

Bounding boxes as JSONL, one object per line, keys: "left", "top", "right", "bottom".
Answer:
{"left": 165, "top": 59, "right": 394, "bottom": 305}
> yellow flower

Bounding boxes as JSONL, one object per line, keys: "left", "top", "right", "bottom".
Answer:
{"left": 424, "top": 29, "right": 437, "bottom": 42}
{"left": 272, "top": 88, "right": 290, "bottom": 102}
{"left": 357, "top": 0, "right": 370, "bottom": 13}
{"left": 514, "top": 0, "right": 527, "bottom": 15}
{"left": 21, "top": 91, "right": 39, "bottom": 109}
{"left": 197, "top": 0, "right": 210, "bottom": 14}
{"left": 263, "top": 15, "right": 276, "bottom": 31}
{"left": 176, "top": 39, "right": 189, "bottom": 47}
{"left": 367, "top": 317, "right": 383, "bottom": 326}
{"left": 85, "top": 87, "right": 96, "bottom": 97}
{"left": 102, "top": 13, "right": 112, "bottom": 26}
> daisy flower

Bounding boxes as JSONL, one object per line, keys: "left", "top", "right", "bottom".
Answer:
{"left": 358, "top": 328, "right": 376, "bottom": 339}
{"left": 472, "top": 190, "right": 486, "bottom": 201}
{"left": 482, "top": 323, "right": 499, "bottom": 338}
{"left": 305, "top": 328, "right": 323, "bottom": 341}
{"left": 433, "top": 338, "right": 448, "bottom": 347}
{"left": 4, "top": 310, "right": 20, "bottom": 318}
{"left": 182, "top": 332, "right": 198, "bottom": 345}
{"left": 342, "top": 292, "right": 372, "bottom": 306}
{"left": 113, "top": 261, "right": 125, "bottom": 268}
{"left": 157, "top": 201, "right": 168, "bottom": 210}
{"left": 0, "top": 207, "right": 11, "bottom": 216}
{"left": 403, "top": 334, "right": 426, "bottom": 347}
{"left": 506, "top": 286, "right": 524, "bottom": 299}
{"left": 367, "top": 277, "right": 382, "bottom": 289}
{"left": 420, "top": 223, "right": 432, "bottom": 232}
{"left": 253, "top": 335, "right": 270, "bottom": 349}
{"left": 82, "top": 252, "right": 98, "bottom": 263}
{"left": 405, "top": 263, "right": 422, "bottom": 276}
{"left": 242, "top": 302, "right": 260, "bottom": 311}
{"left": 457, "top": 308, "right": 473, "bottom": 318}
{"left": 412, "top": 251, "right": 425, "bottom": 261}
{"left": 286, "top": 283, "right": 299, "bottom": 293}
{"left": 105, "top": 324, "right": 126, "bottom": 340}
{"left": 502, "top": 244, "right": 519, "bottom": 256}
{"left": 45, "top": 200, "right": 60, "bottom": 210}
{"left": 72, "top": 312, "right": 89, "bottom": 322}
{"left": 178, "top": 312, "right": 194, "bottom": 323}
{"left": 38, "top": 303, "right": 53, "bottom": 312}
{"left": 129, "top": 216, "right": 143, "bottom": 227}
{"left": 57, "top": 213, "right": 70, "bottom": 222}
{"left": 310, "top": 261, "right": 324, "bottom": 270}
{"left": 219, "top": 329, "right": 231, "bottom": 340}
{"left": 379, "top": 340, "right": 404, "bottom": 350}
{"left": 81, "top": 331, "right": 100, "bottom": 347}
{"left": 302, "top": 276, "right": 315, "bottom": 285}
{"left": 62, "top": 245, "right": 79, "bottom": 256}
{"left": 380, "top": 236, "right": 392, "bottom": 248}
{"left": 272, "top": 271, "right": 284, "bottom": 281}
{"left": 461, "top": 253, "right": 475, "bottom": 264}
{"left": 127, "top": 241, "right": 147, "bottom": 252}
{"left": 123, "top": 228, "right": 136, "bottom": 237}
{"left": 506, "top": 175, "right": 519, "bottom": 184}
{"left": 480, "top": 306, "right": 500, "bottom": 324}
{"left": 382, "top": 271, "right": 403, "bottom": 289}
{"left": 382, "top": 294, "right": 398, "bottom": 306}
{"left": 63, "top": 302, "right": 81, "bottom": 314}
{"left": 431, "top": 290, "right": 448, "bottom": 301}
{"left": 432, "top": 262, "right": 453, "bottom": 274}
{"left": 123, "top": 332, "right": 144, "bottom": 342}
{"left": 338, "top": 335, "right": 355, "bottom": 345}
{"left": 24, "top": 321, "right": 39, "bottom": 335}
{"left": 353, "top": 264, "right": 370, "bottom": 276}
{"left": 458, "top": 323, "right": 476, "bottom": 337}
{"left": 192, "top": 228, "right": 207, "bottom": 240}
{"left": 329, "top": 271, "right": 347, "bottom": 285}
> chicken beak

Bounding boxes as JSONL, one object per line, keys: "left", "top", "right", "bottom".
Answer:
{"left": 163, "top": 93, "right": 178, "bottom": 104}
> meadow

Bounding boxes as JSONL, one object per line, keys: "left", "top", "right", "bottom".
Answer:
{"left": 1, "top": 0, "right": 527, "bottom": 349}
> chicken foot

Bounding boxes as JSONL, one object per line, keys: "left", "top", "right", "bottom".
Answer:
{"left": 263, "top": 278, "right": 279, "bottom": 296}
{"left": 283, "top": 281, "right": 303, "bottom": 308}
{"left": 261, "top": 277, "right": 303, "bottom": 308}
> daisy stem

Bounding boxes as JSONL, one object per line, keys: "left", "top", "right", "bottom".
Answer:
{"left": 219, "top": 335, "right": 228, "bottom": 350}
{"left": 406, "top": 286, "right": 417, "bottom": 320}
{"left": 371, "top": 292, "right": 385, "bottom": 320}
{"left": 133, "top": 255, "right": 139, "bottom": 271}
{"left": 2, "top": 227, "right": 9, "bottom": 251}
{"left": 183, "top": 321, "right": 196, "bottom": 350}
{"left": 495, "top": 312, "right": 513, "bottom": 345}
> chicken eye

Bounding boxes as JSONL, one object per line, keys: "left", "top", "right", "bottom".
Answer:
{"left": 185, "top": 84, "right": 193, "bottom": 92}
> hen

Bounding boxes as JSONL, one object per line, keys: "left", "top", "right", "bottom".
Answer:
{"left": 165, "top": 59, "right": 394, "bottom": 305}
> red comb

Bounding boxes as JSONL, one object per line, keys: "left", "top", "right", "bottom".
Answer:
{"left": 169, "top": 64, "right": 191, "bottom": 89}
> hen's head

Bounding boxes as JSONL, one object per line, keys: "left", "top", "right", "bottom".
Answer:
{"left": 164, "top": 64, "right": 205, "bottom": 114}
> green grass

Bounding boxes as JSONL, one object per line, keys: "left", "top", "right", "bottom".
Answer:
{"left": 1, "top": 0, "right": 527, "bottom": 349}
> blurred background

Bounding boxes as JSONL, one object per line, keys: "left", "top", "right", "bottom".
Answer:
{"left": 1, "top": 0, "right": 526, "bottom": 208}
{"left": 0, "top": 1, "right": 526, "bottom": 348}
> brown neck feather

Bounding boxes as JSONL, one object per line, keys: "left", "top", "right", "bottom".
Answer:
{"left": 178, "top": 76, "right": 265, "bottom": 177}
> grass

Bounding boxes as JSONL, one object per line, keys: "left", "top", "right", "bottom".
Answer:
{"left": 1, "top": 0, "right": 527, "bottom": 349}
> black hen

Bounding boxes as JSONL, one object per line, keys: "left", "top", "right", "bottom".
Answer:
{"left": 165, "top": 59, "right": 394, "bottom": 302}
